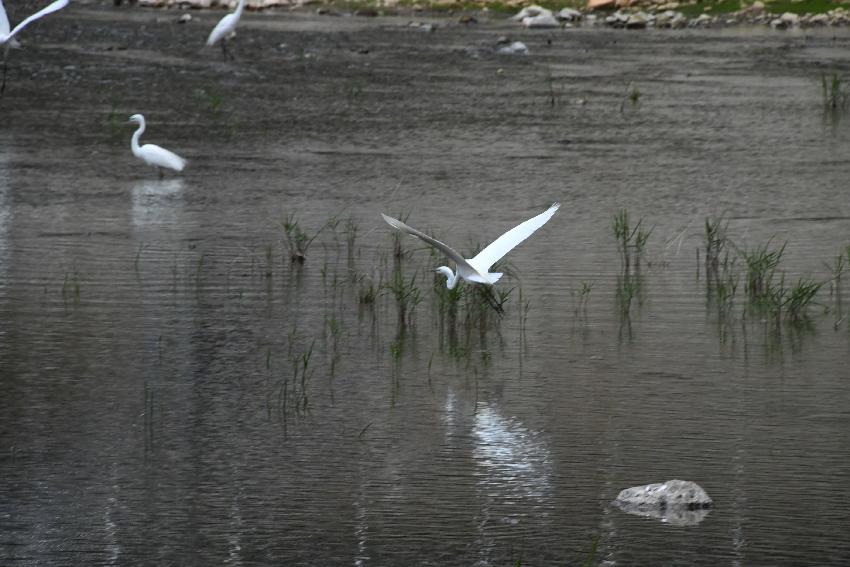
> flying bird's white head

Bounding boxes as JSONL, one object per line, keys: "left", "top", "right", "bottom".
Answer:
{"left": 435, "top": 266, "right": 459, "bottom": 289}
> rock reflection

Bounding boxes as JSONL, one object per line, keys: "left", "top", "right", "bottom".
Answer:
{"left": 612, "top": 500, "right": 711, "bottom": 526}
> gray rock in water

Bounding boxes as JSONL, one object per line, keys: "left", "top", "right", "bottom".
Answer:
{"left": 613, "top": 479, "right": 712, "bottom": 526}
{"left": 497, "top": 41, "right": 529, "bottom": 55}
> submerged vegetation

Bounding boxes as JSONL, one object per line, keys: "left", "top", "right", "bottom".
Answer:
{"left": 698, "top": 216, "right": 833, "bottom": 325}
{"left": 612, "top": 209, "right": 652, "bottom": 277}
{"left": 114, "top": 203, "right": 847, "bottom": 438}
{"left": 822, "top": 73, "right": 848, "bottom": 113}
{"left": 281, "top": 213, "right": 333, "bottom": 263}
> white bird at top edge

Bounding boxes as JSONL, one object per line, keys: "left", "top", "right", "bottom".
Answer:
{"left": 206, "top": 0, "right": 246, "bottom": 58}
{"left": 128, "top": 114, "right": 187, "bottom": 177}
{"left": 381, "top": 202, "right": 560, "bottom": 289}
{"left": 0, "top": 0, "right": 69, "bottom": 93}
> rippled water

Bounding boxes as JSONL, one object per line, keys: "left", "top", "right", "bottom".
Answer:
{"left": 2, "top": 5, "right": 850, "bottom": 565}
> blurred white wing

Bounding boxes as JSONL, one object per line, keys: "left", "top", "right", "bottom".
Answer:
{"left": 4, "top": 0, "right": 68, "bottom": 42}
{"left": 381, "top": 213, "right": 474, "bottom": 269}
{"left": 0, "top": 1, "right": 11, "bottom": 37}
{"left": 140, "top": 144, "right": 187, "bottom": 172}
{"left": 468, "top": 203, "right": 560, "bottom": 272}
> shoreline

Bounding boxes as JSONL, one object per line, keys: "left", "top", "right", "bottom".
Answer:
{"left": 127, "top": 0, "right": 850, "bottom": 30}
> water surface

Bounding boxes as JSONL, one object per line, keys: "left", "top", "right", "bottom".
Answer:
{"left": 2, "top": 6, "right": 850, "bottom": 565}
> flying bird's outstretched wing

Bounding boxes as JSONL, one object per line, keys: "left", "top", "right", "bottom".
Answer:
{"left": 381, "top": 213, "right": 472, "bottom": 267}
{"left": 4, "top": 0, "right": 68, "bottom": 41}
{"left": 468, "top": 202, "right": 560, "bottom": 272}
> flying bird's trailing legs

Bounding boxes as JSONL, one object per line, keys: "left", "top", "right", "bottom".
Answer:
{"left": 478, "top": 285, "right": 506, "bottom": 317}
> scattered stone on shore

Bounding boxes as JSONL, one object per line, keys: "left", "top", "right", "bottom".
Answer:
{"left": 625, "top": 11, "right": 648, "bottom": 28}
{"left": 612, "top": 479, "right": 712, "bottom": 526}
{"left": 129, "top": 0, "right": 850, "bottom": 31}
{"left": 523, "top": 12, "right": 560, "bottom": 27}
{"left": 557, "top": 7, "right": 582, "bottom": 21}
{"left": 780, "top": 11, "right": 800, "bottom": 25}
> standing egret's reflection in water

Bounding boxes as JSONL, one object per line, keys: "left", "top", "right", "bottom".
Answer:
{"left": 131, "top": 179, "right": 185, "bottom": 231}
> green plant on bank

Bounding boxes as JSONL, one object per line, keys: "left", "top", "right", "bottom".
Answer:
{"left": 822, "top": 73, "right": 848, "bottom": 112}
{"left": 281, "top": 213, "right": 331, "bottom": 263}
{"left": 612, "top": 209, "right": 652, "bottom": 275}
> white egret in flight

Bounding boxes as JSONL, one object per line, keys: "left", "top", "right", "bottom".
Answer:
{"left": 0, "top": 0, "right": 69, "bottom": 94}
{"left": 128, "top": 114, "right": 187, "bottom": 177}
{"left": 206, "top": 0, "right": 246, "bottom": 59}
{"left": 382, "top": 202, "right": 560, "bottom": 289}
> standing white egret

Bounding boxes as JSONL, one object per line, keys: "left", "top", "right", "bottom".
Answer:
{"left": 128, "top": 114, "right": 187, "bottom": 177}
{"left": 206, "top": 0, "right": 246, "bottom": 59}
{"left": 0, "top": 0, "right": 69, "bottom": 94}
{"left": 381, "top": 202, "right": 560, "bottom": 289}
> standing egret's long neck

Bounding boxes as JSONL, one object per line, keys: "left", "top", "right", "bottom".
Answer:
{"left": 234, "top": 0, "right": 247, "bottom": 18}
{"left": 131, "top": 119, "right": 145, "bottom": 157}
